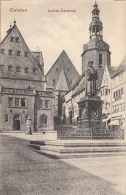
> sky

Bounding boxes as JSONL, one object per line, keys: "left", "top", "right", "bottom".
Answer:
{"left": 1, "top": 0, "right": 126, "bottom": 74}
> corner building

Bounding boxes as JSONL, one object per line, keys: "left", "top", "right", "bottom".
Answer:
{"left": 0, "top": 21, "right": 54, "bottom": 132}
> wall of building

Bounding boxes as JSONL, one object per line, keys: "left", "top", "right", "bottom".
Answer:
{"left": 0, "top": 93, "right": 35, "bottom": 131}
{"left": 111, "top": 70, "right": 126, "bottom": 127}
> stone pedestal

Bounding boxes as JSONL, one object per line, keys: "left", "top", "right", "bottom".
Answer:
{"left": 78, "top": 95, "right": 103, "bottom": 136}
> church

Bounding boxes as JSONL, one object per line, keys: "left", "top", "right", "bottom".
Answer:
{"left": 46, "top": 50, "right": 79, "bottom": 124}
{"left": 65, "top": 2, "right": 111, "bottom": 124}
{"left": 0, "top": 20, "right": 54, "bottom": 132}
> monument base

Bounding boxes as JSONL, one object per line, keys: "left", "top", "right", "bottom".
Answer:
{"left": 77, "top": 95, "right": 103, "bottom": 137}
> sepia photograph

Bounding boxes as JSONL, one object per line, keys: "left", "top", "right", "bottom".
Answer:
{"left": 0, "top": 0, "right": 126, "bottom": 194}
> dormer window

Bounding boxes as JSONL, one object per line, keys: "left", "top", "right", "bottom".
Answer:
{"left": 17, "top": 51, "right": 21, "bottom": 56}
{"left": 25, "top": 52, "right": 28, "bottom": 57}
{"left": 8, "top": 50, "right": 12, "bottom": 55}
{"left": 1, "top": 49, "right": 5, "bottom": 54}
{"left": 10, "top": 37, "right": 14, "bottom": 42}
{"left": 16, "top": 66, "right": 21, "bottom": 72}
{"left": 15, "top": 37, "right": 19, "bottom": 43}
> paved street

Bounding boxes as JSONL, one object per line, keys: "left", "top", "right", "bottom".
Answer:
{"left": 0, "top": 135, "right": 125, "bottom": 195}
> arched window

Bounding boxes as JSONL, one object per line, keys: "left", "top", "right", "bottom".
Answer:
{"left": 5, "top": 114, "right": 9, "bottom": 122}
{"left": 39, "top": 114, "right": 48, "bottom": 128}
{"left": 99, "top": 53, "right": 102, "bottom": 67}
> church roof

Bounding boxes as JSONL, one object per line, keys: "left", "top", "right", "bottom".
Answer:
{"left": 72, "top": 76, "right": 86, "bottom": 97}
{"left": 55, "top": 68, "right": 69, "bottom": 92}
{"left": 46, "top": 50, "right": 80, "bottom": 90}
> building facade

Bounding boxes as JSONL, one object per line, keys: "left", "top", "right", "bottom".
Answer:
{"left": 0, "top": 21, "right": 54, "bottom": 132}
{"left": 111, "top": 57, "right": 126, "bottom": 129}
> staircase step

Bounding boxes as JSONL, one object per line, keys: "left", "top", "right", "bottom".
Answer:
{"left": 40, "top": 145, "right": 126, "bottom": 153}
{"left": 36, "top": 150, "right": 126, "bottom": 159}
{"left": 42, "top": 140, "right": 126, "bottom": 147}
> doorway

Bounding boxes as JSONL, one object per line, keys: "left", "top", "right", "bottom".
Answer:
{"left": 13, "top": 114, "right": 20, "bottom": 130}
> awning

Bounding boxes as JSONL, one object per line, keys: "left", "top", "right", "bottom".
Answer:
{"left": 108, "top": 120, "right": 119, "bottom": 126}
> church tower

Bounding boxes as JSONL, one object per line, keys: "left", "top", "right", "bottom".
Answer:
{"left": 81, "top": 2, "right": 111, "bottom": 73}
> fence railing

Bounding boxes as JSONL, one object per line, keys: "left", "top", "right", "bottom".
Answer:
{"left": 55, "top": 125, "right": 124, "bottom": 140}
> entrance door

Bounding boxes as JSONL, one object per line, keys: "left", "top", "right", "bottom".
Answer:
{"left": 13, "top": 114, "right": 20, "bottom": 130}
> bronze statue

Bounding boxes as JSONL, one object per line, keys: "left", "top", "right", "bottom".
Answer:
{"left": 85, "top": 61, "right": 98, "bottom": 95}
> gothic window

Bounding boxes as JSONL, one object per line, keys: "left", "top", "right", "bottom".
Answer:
{"left": 39, "top": 114, "right": 48, "bottom": 128}
{"left": 67, "top": 67, "right": 70, "bottom": 72}
{"left": 10, "top": 37, "right": 14, "bottom": 42}
{"left": 1, "top": 49, "right": 5, "bottom": 54}
{"left": 99, "top": 53, "right": 102, "bottom": 67}
{"left": 25, "top": 52, "right": 28, "bottom": 57}
{"left": 21, "top": 98, "right": 26, "bottom": 107}
{"left": 5, "top": 114, "right": 9, "bottom": 122}
{"left": 16, "top": 66, "right": 21, "bottom": 72}
{"left": 39, "top": 100, "right": 43, "bottom": 109}
{"left": 56, "top": 68, "right": 58, "bottom": 72}
{"left": 15, "top": 37, "right": 19, "bottom": 43}
{"left": 8, "top": 50, "right": 12, "bottom": 55}
{"left": 44, "top": 100, "right": 49, "bottom": 109}
{"left": 8, "top": 65, "right": 13, "bottom": 72}
{"left": 15, "top": 98, "right": 20, "bottom": 107}
{"left": 8, "top": 97, "right": 13, "bottom": 107}
{"left": 17, "top": 51, "right": 21, "bottom": 56}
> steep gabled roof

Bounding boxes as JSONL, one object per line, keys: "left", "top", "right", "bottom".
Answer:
{"left": 0, "top": 22, "right": 43, "bottom": 73}
{"left": 55, "top": 68, "right": 69, "bottom": 92}
{"left": 46, "top": 50, "right": 80, "bottom": 90}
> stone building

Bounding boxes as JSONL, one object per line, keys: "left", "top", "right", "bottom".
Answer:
{"left": 110, "top": 56, "right": 126, "bottom": 129}
{"left": 0, "top": 21, "right": 54, "bottom": 132}
{"left": 65, "top": 2, "right": 111, "bottom": 124}
{"left": 46, "top": 50, "right": 79, "bottom": 123}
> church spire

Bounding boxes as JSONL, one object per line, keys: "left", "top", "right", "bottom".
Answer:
{"left": 89, "top": 2, "right": 103, "bottom": 39}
